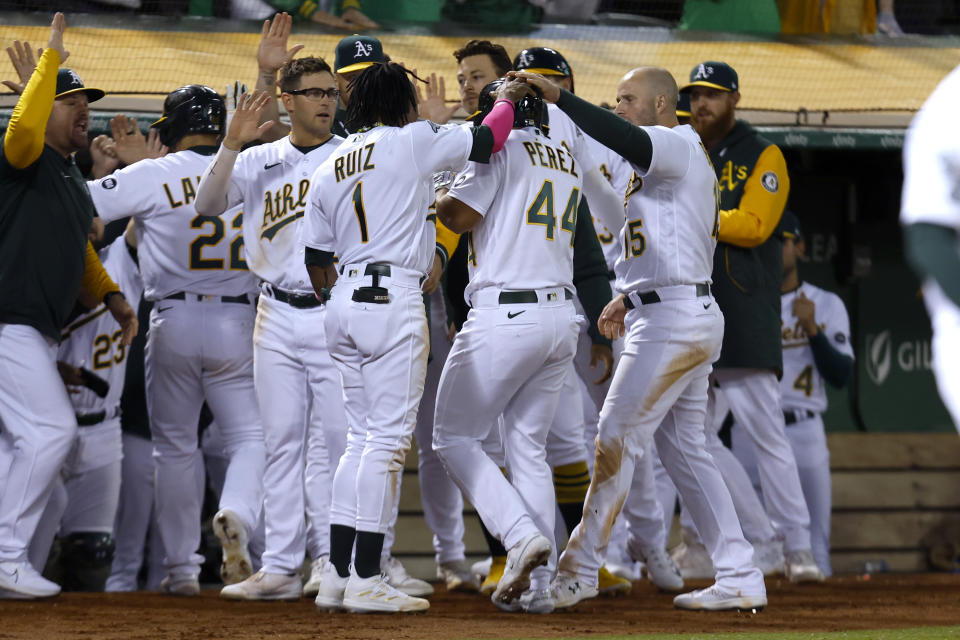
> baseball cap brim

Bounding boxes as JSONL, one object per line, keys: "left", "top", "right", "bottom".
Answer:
{"left": 676, "top": 109, "right": 691, "bottom": 117}
{"left": 336, "top": 61, "right": 375, "bottom": 75}
{"left": 522, "top": 67, "right": 568, "bottom": 77}
{"left": 680, "top": 80, "right": 733, "bottom": 93}
{"left": 150, "top": 115, "right": 167, "bottom": 127}
{"left": 56, "top": 86, "right": 105, "bottom": 102}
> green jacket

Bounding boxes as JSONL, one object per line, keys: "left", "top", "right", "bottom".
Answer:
{"left": 709, "top": 120, "right": 790, "bottom": 374}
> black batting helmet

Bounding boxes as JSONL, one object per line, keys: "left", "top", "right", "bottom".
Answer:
{"left": 513, "top": 47, "right": 574, "bottom": 93}
{"left": 151, "top": 85, "right": 225, "bottom": 148}
{"left": 469, "top": 79, "right": 549, "bottom": 135}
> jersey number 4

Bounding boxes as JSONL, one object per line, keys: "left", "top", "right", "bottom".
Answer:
{"left": 793, "top": 365, "right": 814, "bottom": 397}
{"left": 190, "top": 212, "right": 247, "bottom": 270}
{"left": 526, "top": 180, "right": 579, "bottom": 246}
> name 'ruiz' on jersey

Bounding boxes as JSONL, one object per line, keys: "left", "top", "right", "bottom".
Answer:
{"left": 301, "top": 120, "right": 473, "bottom": 274}
{"left": 615, "top": 124, "right": 719, "bottom": 294}
{"left": 448, "top": 125, "right": 581, "bottom": 303}
{"left": 780, "top": 282, "right": 854, "bottom": 413}
{"left": 89, "top": 149, "right": 258, "bottom": 301}
{"left": 226, "top": 135, "right": 343, "bottom": 294}
{"left": 59, "top": 235, "right": 144, "bottom": 415}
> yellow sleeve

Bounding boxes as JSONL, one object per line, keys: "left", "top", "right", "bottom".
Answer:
{"left": 435, "top": 218, "right": 461, "bottom": 267}
{"left": 3, "top": 49, "right": 61, "bottom": 170}
{"left": 81, "top": 241, "right": 121, "bottom": 303}
{"left": 717, "top": 145, "right": 789, "bottom": 248}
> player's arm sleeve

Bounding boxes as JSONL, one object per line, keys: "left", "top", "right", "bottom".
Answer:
{"left": 439, "top": 160, "right": 498, "bottom": 233}
{"left": 434, "top": 217, "right": 461, "bottom": 270}
{"left": 572, "top": 198, "right": 613, "bottom": 348}
{"left": 3, "top": 48, "right": 60, "bottom": 169}
{"left": 88, "top": 162, "right": 159, "bottom": 223}
{"left": 717, "top": 145, "right": 789, "bottom": 248}
{"left": 555, "top": 89, "right": 653, "bottom": 172}
{"left": 300, "top": 186, "right": 335, "bottom": 252}
{"left": 904, "top": 223, "right": 960, "bottom": 307}
{"left": 808, "top": 331, "right": 853, "bottom": 389}
{"left": 81, "top": 240, "right": 122, "bottom": 303}
{"left": 582, "top": 166, "right": 624, "bottom": 240}
{"left": 195, "top": 145, "right": 242, "bottom": 216}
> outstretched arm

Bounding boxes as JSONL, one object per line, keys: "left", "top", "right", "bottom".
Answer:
{"left": 254, "top": 13, "right": 301, "bottom": 142}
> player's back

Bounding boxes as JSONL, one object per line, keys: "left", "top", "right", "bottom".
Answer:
{"left": 616, "top": 124, "right": 718, "bottom": 293}
{"left": 306, "top": 121, "right": 471, "bottom": 275}
{"left": 453, "top": 126, "right": 581, "bottom": 301}
{"left": 89, "top": 149, "right": 257, "bottom": 301}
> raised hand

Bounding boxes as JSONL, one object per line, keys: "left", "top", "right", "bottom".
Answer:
{"left": 89, "top": 134, "right": 119, "bottom": 178}
{"left": 110, "top": 114, "right": 153, "bottom": 166}
{"left": 223, "top": 91, "right": 274, "bottom": 151}
{"left": 2, "top": 40, "right": 43, "bottom": 94}
{"left": 47, "top": 12, "right": 68, "bottom": 64}
{"left": 341, "top": 7, "right": 380, "bottom": 30}
{"left": 417, "top": 72, "right": 458, "bottom": 124}
{"left": 495, "top": 77, "right": 534, "bottom": 104}
{"left": 257, "top": 13, "right": 304, "bottom": 74}
{"left": 508, "top": 70, "right": 560, "bottom": 103}
{"left": 145, "top": 128, "right": 168, "bottom": 159}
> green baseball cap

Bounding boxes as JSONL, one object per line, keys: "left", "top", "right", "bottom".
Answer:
{"left": 55, "top": 68, "right": 105, "bottom": 102}
{"left": 334, "top": 35, "right": 384, "bottom": 74}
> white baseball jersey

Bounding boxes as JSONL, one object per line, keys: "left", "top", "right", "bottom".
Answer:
{"left": 223, "top": 135, "right": 343, "bottom": 294}
{"left": 302, "top": 121, "right": 472, "bottom": 274}
{"left": 780, "top": 282, "right": 854, "bottom": 413}
{"left": 615, "top": 124, "right": 719, "bottom": 293}
{"left": 89, "top": 149, "right": 257, "bottom": 300}
{"left": 448, "top": 125, "right": 580, "bottom": 302}
{"left": 583, "top": 133, "right": 631, "bottom": 271}
{"left": 58, "top": 236, "right": 144, "bottom": 415}
{"left": 901, "top": 64, "right": 960, "bottom": 232}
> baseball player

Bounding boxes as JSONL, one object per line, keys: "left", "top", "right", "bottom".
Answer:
{"left": 0, "top": 14, "right": 138, "bottom": 600}
{"left": 195, "top": 55, "right": 348, "bottom": 601}
{"left": 902, "top": 64, "right": 960, "bottom": 431}
{"left": 682, "top": 60, "right": 822, "bottom": 583}
{"left": 87, "top": 85, "right": 266, "bottom": 596}
{"left": 512, "top": 46, "right": 683, "bottom": 593}
{"left": 731, "top": 210, "right": 854, "bottom": 576}
{"left": 433, "top": 80, "right": 579, "bottom": 614}
{"left": 516, "top": 66, "right": 766, "bottom": 612}
{"left": 28, "top": 222, "right": 144, "bottom": 591}
{"left": 301, "top": 62, "right": 520, "bottom": 613}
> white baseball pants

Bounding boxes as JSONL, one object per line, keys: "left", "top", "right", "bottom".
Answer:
{"left": 708, "top": 368, "right": 812, "bottom": 552}
{"left": 0, "top": 324, "right": 77, "bottom": 564}
{"left": 558, "top": 296, "right": 764, "bottom": 596}
{"left": 325, "top": 264, "right": 428, "bottom": 536}
{"left": 731, "top": 413, "right": 832, "bottom": 575}
{"left": 253, "top": 293, "right": 346, "bottom": 573}
{"left": 412, "top": 290, "right": 468, "bottom": 564}
{"left": 145, "top": 297, "right": 265, "bottom": 578}
{"left": 434, "top": 289, "right": 578, "bottom": 590}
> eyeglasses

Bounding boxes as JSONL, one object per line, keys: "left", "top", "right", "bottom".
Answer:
{"left": 285, "top": 88, "right": 341, "bottom": 102}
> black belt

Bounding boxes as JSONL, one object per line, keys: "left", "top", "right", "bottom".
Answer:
{"left": 165, "top": 292, "right": 250, "bottom": 304}
{"left": 624, "top": 283, "right": 710, "bottom": 308}
{"left": 267, "top": 287, "right": 323, "bottom": 309}
{"left": 499, "top": 289, "right": 573, "bottom": 304}
{"left": 75, "top": 406, "right": 119, "bottom": 427}
{"left": 340, "top": 263, "right": 391, "bottom": 277}
{"left": 784, "top": 409, "right": 815, "bottom": 425}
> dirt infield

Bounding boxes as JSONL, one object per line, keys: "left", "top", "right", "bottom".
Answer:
{"left": 1, "top": 574, "right": 959, "bottom": 639}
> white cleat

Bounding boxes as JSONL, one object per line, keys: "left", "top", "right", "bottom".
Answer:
{"left": 784, "top": 549, "right": 825, "bottom": 583}
{"left": 437, "top": 559, "right": 480, "bottom": 593}
{"left": 0, "top": 561, "right": 60, "bottom": 599}
{"left": 633, "top": 544, "right": 684, "bottom": 593}
{"left": 673, "top": 584, "right": 767, "bottom": 612}
{"left": 551, "top": 571, "right": 599, "bottom": 609}
{"left": 382, "top": 556, "right": 434, "bottom": 597}
{"left": 491, "top": 534, "right": 551, "bottom": 608}
{"left": 342, "top": 568, "right": 430, "bottom": 613}
{"left": 304, "top": 555, "right": 329, "bottom": 598}
{"left": 670, "top": 540, "right": 715, "bottom": 580}
{"left": 314, "top": 560, "right": 349, "bottom": 611}
{"left": 213, "top": 508, "right": 253, "bottom": 585}
{"left": 752, "top": 539, "right": 785, "bottom": 577}
{"left": 159, "top": 573, "right": 200, "bottom": 597}
{"left": 520, "top": 588, "right": 555, "bottom": 614}
{"left": 219, "top": 570, "right": 301, "bottom": 601}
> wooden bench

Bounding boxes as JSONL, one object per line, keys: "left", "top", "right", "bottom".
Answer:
{"left": 391, "top": 433, "right": 960, "bottom": 579}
